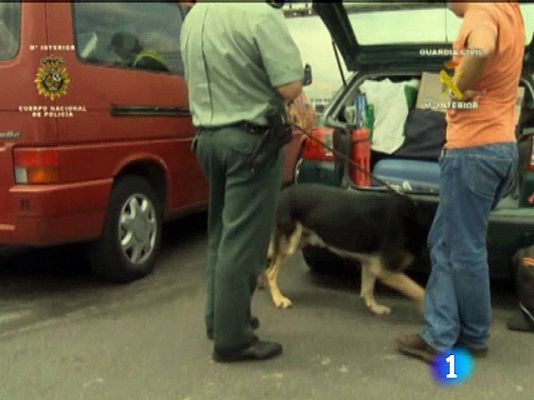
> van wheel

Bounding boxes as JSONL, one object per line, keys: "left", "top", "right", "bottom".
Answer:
{"left": 90, "top": 176, "right": 162, "bottom": 283}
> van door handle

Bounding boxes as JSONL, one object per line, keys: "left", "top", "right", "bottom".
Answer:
{"left": 110, "top": 105, "right": 191, "bottom": 117}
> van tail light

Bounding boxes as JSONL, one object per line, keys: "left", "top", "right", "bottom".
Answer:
{"left": 14, "top": 148, "right": 60, "bottom": 184}
{"left": 301, "top": 127, "right": 335, "bottom": 162}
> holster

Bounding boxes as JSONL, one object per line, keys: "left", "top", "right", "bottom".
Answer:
{"left": 247, "top": 108, "right": 292, "bottom": 169}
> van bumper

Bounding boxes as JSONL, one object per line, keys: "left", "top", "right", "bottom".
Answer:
{"left": 0, "top": 179, "right": 112, "bottom": 246}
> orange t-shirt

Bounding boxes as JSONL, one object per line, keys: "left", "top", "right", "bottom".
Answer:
{"left": 446, "top": 3, "right": 525, "bottom": 149}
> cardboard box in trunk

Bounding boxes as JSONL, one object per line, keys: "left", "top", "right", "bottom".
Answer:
{"left": 415, "top": 72, "right": 446, "bottom": 112}
{"left": 415, "top": 72, "right": 526, "bottom": 123}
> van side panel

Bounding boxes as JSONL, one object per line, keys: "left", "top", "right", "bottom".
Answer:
{"left": 45, "top": 3, "right": 208, "bottom": 215}
{"left": 0, "top": 3, "right": 209, "bottom": 246}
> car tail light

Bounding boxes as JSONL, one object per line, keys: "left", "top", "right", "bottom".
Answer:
{"left": 530, "top": 140, "right": 534, "bottom": 171}
{"left": 14, "top": 148, "right": 60, "bottom": 184}
{"left": 301, "top": 127, "right": 335, "bottom": 162}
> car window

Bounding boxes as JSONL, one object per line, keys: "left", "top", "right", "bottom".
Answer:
{"left": 72, "top": 2, "right": 186, "bottom": 75}
{"left": 345, "top": 4, "right": 461, "bottom": 45}
{"left": 344, "top": 3, "right": 534, "bottom": 46}
{"left": 0, "top": 2, "right": 21, "bottom": 61}
{"left": 287, "top": 14, "right": 348, "bottom": 109}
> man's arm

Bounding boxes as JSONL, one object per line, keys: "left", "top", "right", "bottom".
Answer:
{"left": 454, "top": 18, "right": 498, "bottom": 94}
{"left": 254, "top": 8, "right": 304, "bottom": 101}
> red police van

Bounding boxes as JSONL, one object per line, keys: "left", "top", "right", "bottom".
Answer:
{"left": 0, "top": 2, "right": 306, "bottom": 282}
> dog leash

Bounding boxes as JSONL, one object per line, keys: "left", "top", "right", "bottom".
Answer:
{"left": 291, "top": 123, "right": 410, "bottom": 197}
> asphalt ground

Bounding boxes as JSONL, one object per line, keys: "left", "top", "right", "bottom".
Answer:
{"left": 0, "top": 213, "right": 532, "bottom": 400}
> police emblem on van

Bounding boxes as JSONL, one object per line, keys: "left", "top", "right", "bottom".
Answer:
{"left": 34, "top": 56, "right": 71, "bottom": 101}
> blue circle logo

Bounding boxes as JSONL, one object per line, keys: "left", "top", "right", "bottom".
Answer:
{"left": 431, "top": 348, "right": 474, "bottom": 386}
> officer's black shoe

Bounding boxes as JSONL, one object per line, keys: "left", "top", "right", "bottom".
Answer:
{"left": 207, "top": 316, "right": 260, "bottom": 340}
{"left": 212, "top": 340, "right": 283, "bottom": 362}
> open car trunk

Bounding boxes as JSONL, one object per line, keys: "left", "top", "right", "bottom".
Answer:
{"left": 313, "top": 2, "right": 534, "bottom": 73}
{"left": 314, "top": 2, "right": 534, "bottom": 205}
{"left": 328, "top": 72, "right": 534, "bottom": 211}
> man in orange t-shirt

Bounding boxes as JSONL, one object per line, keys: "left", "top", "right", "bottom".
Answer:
{"left": 398, "top": 2, "right": 524, "bottom": 362}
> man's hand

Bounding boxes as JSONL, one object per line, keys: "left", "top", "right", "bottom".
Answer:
{"left": 459, "top": 89, "right": 486, "bottom": 103}
{"left": 447, "top": 89, "right": 486, "bottom": 117}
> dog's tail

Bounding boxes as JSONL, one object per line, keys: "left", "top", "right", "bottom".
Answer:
{"left": 268, "top": 194, "right": 302, "bottom": 263}
{"left": 268, "top": 222, "right": 302, "bottom": 261}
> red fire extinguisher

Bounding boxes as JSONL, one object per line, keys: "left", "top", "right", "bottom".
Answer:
{"left": 350, "top": 128, "right": 371, "bottom": 187}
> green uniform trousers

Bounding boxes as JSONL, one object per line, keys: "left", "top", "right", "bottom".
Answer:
{"left": 193, "top": 126, "right": 283, "bottom": 350}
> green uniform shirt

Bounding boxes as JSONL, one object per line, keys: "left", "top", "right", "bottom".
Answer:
{"left": 180, "top": 3, "right": 303, "bottom": 127}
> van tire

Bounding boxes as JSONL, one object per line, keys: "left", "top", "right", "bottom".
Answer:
{"left": 89, "top": 176, "right": 163, "bottom": 283}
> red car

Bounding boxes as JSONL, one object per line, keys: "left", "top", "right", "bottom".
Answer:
{"left": 0, "top": 2, "right": 306, "bottom": 282}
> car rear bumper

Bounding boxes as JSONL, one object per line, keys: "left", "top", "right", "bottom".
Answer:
{"left": 488, "top": 211, "right": 534, "bottom": 252}
{"left": 0, "top": 179, "right": 112, "bottom": 246}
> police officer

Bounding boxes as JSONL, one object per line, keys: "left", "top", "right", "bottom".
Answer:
{"left": 181, "top": 2, "right": 303, "bottom": 362}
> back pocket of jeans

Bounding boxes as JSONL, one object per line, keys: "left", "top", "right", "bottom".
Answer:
{"left": 467, "top": 156, "right": 510, "bottom": 200}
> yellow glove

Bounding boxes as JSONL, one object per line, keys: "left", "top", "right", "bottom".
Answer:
{"left": 440, "top": 69, "right": 463, "bottom": 101}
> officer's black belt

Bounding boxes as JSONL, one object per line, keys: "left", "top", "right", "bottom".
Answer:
{"left": 198, "top": 122, "right": 269, "bottom": 135}
{"left": 238, "top": 122, "right": 270, "bottom": 135}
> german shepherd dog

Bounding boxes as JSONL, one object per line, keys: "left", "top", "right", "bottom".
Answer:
{"left": 262, "top": 184, "right": 435, "bottom": 315}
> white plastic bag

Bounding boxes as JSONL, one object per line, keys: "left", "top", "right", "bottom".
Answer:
{"left": 360, "top": 78, "right": 419, "bottom": 154}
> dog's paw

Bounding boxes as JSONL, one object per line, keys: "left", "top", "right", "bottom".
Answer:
{"left": 274, "top": 296, "right": 293, "bottom": 309}
{"left": 369, "top": 304, "right": 391, "bottom": 316}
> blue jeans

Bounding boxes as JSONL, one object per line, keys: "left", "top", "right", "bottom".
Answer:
{"left": 421, "top": 143, "right": 518, "bottom": 351}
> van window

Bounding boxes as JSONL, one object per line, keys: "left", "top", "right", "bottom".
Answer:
{"left": 72, "top": 3, "right": 186, "bottom": 75}
{"left": 0, "top": 2, "right": 21, "bottom": 61}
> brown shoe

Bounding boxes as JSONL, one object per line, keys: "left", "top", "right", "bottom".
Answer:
{"left": 455, "top": 340, "right": 488, "bottom": 358}
{"left": 462, "top": 345, "right": 488, "bottom": 358}
{"left": 396, "top": 334, "right": 439, "bottom": 363}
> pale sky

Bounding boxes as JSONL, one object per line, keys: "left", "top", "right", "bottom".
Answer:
{"left": 287, "top": 16, "right": 345, "bottom": 101}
